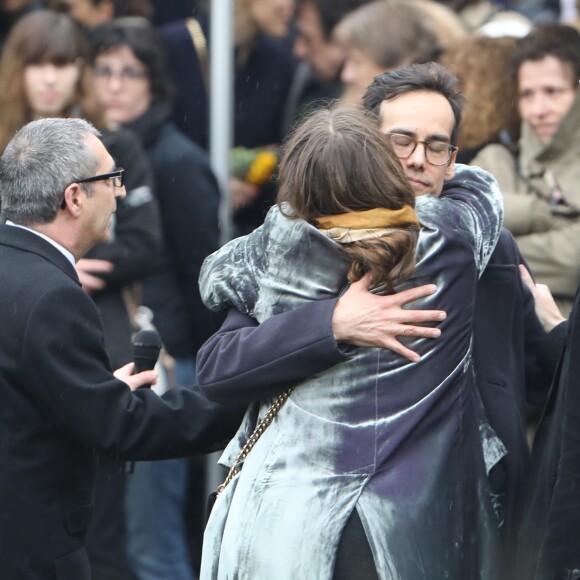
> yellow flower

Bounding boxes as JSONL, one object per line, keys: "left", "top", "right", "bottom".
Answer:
{"left": 246, "top": 151, "right": 278, "bottom": 186}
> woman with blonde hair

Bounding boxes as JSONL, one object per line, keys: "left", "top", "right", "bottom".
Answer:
{"left": 198, "top": 102, "right": 503, "bottom": 579}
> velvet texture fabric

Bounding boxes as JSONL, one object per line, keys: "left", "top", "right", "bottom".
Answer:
{"left": 199, "top": 165, "right": 504, "bottom": 580}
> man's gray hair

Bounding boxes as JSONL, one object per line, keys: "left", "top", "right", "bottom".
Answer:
{"left": 0, "top": 118, "right": 101, "bottom": 225}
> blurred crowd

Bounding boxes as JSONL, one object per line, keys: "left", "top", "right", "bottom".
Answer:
{"left": 0, "top": 0, "right": 579, "bottom": 578}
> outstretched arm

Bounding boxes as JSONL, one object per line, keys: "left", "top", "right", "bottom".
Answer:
{"left": 197, "top": 275, "right": 445, "bottom": 404}
{"left": 519, "top": 264, "right": 568, "bottom": 384}
{"left": 519, "top": 264, "right": 566, "bottom": 333}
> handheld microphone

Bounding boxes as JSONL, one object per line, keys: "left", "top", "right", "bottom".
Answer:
{"left": 132, "top": 328, "right": 162, "bottom": 389}
{"left": 126, "top": 329, "right": 162, "bottom": 474}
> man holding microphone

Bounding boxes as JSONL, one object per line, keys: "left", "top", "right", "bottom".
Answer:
{"left": 0, "top": 117, "right": 243, "bottom": 580}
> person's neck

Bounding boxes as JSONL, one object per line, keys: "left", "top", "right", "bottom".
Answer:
{"left": 30, "top": 220, "right": 86, "bottom": 262}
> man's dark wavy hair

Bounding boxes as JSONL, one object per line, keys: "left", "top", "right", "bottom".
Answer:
{"left": 362, "top": 62, "right": 464, "bottom": 146}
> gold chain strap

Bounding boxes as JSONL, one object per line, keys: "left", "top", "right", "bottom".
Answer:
{"left": 216, "top": 387, "right": 295, "bottom": 496}
{"left": 185, "top": 18, "right": 209, "bottom": 92}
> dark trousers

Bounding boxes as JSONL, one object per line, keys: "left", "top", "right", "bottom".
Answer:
{"left": 333, "top": 510, "right": 379, "bottom": 580}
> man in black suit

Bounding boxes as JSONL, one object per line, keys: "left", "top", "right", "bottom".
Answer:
{"left": 0, "top": 117, "right": 243, "bottom": 580}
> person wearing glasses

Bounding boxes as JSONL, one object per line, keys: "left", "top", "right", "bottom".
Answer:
{"left": 196, "top": 64, "right": 551, "bottom": 578}
{"left": 0, "top": 11, "right": 165, "bottom": 579}
{"left": 0, "top": 117, "right": 245, "bottom": 580}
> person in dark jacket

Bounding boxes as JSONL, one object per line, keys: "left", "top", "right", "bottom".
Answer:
{"left": 159, "top": 2, "right": 294, "bottom": 235}
{"left": 90, "top": 18, "right": 223, "bottom": 580}
{"left": 196, "top": 64, "right": 552, "bottom": 578}
{"left": 514, "top": 279, "right": 580, "bottom": 579}
{"left": 0, "top": 117, "right": 245, "bottom": 580}
{"left": 0, "top": 12, "right": 163, "bottom": 577}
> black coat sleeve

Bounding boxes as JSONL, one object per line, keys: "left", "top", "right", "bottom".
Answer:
{"left": 23, "top": 284, "right": 244, "bottom": 460}
{"left": 196, "top": 299, "right": 349, "bottom": 404}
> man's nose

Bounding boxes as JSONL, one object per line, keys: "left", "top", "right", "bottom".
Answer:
{"left": 115, "top": 185, "right": 127, "bottom": 200}
{"left": 405, "top": 143, "right": 427, "bottom": 169}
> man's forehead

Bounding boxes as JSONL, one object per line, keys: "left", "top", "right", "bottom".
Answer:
{"left": 85, "top": 134, "right": 114, "bottom": 167}
{"left": 378, "top": 90, "right": 455, "bottom": 139}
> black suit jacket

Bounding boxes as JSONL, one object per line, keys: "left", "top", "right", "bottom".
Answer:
{"left": 472, "top": 230, "right": 550, "bottom": 561}
{"left": 0, "top": 225, "right": 244, "bottom": 580}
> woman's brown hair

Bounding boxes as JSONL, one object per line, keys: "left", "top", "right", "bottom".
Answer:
{"left": 277, "top": 105, "right": 418, "bottom": 293}
{"left": 0, "top": 10, "right": 103, "bottom": 152}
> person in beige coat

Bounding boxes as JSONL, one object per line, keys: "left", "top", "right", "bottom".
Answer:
{"left": 472, "top": 24, "right": 580, "bottom": 315}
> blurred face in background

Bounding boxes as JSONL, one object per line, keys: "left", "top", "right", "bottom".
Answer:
{"left": 293, "top": 1, "right": 345, "bottom": 82}
{"left": 340, "top": 46, "right": 384, "bottom": 105}
{"left": 49, "top": 0, "right": 113, "bottom": 27}
{"left": 24, "top": 60, "right": 81, "bottom": 117}
{"left": 92, "top": 45, "right": 151, "bottom": 126}
{"left": 244, "top": 0, "right": 294, "bottom": 38}
{"left": 0, "top": 0, "right": 33, "bottom": 12}
{"left": 518, "top": 56, "right": 577, "bottom": 143}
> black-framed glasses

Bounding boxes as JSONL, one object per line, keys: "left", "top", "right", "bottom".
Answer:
{"left": 387, "top": 133, "right": 457, "bottom": 166}
{"left": 60, "top": 168, "right": 125, "bottom": 209}
{"left": 76, "top": 168, "right": 125, "bottom": 188}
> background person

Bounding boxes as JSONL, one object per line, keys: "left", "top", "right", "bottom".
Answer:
{"left": 46, "top": 0, "right": 154, "bottom": 25}
{"left": 333, "top": 0, "right": 439, "bottom": 104}
{"left": 159, "top": 0, "right": 295, "bottom": 235}
{"left": 472, "top": 24, "right": 580, "bottom": 316}
{"left": 281, "top": 0, "right": 373, "bottom": 134}
{"left": 0, "top": 0, "right": 40, "bottom": 52}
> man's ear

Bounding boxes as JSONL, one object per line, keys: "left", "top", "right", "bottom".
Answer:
{"left": 444, "top": 148, "right": 458, "bottom": 181}
{"left": 61, "top": 183, "right": 84, "bottom": 217}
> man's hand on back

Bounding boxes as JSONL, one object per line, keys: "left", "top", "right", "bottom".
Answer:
{"left": 332, "top": 272, "right": 446, "bottom": 362}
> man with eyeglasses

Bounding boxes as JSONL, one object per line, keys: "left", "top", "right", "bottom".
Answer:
{"left": 196, "top": 63, "right": 551, "bottom": 577}
{"left": 0, "top": 117, "right": 244, "bottom": 580}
